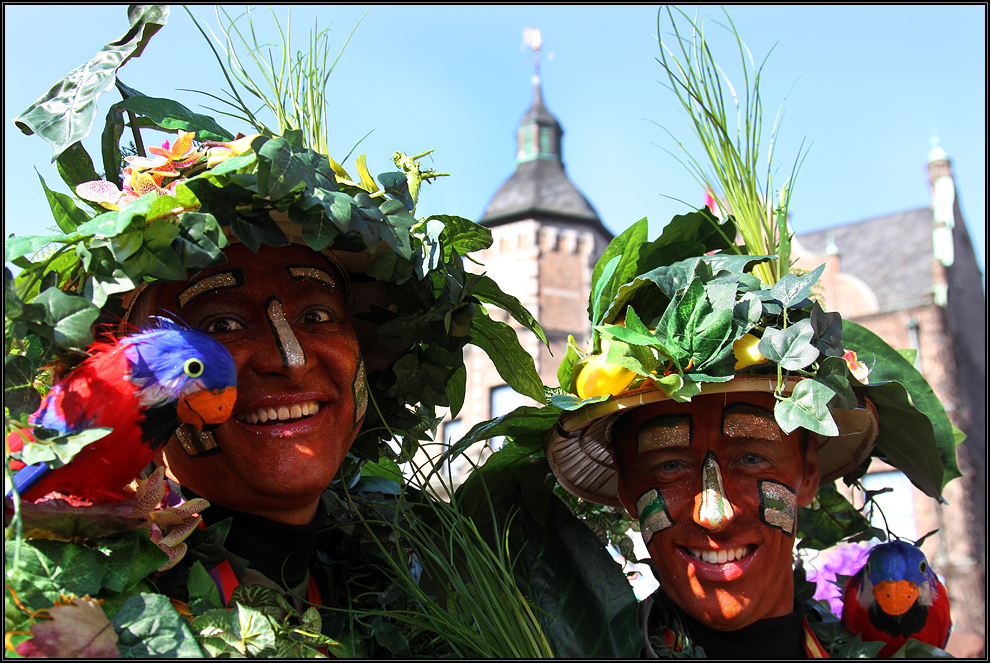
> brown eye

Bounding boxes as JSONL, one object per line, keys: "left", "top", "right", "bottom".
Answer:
{"left": 301, "top": 308, "right": 336, "bottom": 324}
{"left": 204, "top": 317, "right": 244, "bottom": 334}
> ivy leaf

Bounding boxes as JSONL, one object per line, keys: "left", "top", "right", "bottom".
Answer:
{"left": 115, "top": 95, "right": 232, "bottom": 141}
{"left": 797, "top": 484, "right": 881, "bottom": 551}
{"left": 32, "top": 286, "right": 100, "bottom": 350}
{"left": 113, "top": 593, "right": 203, "bottom": 657}
{"left": 4, "top": 539, "right": 103, "bottom": 610}
{"left": 759, "top": 319, "right": 820, "bottom": 371}
{"left": 810, "top": 302, "right": 844, "bottom": 357}
{"left": 770, "top": 263, "right": 825, "bottom": 308}
{"left": 653, "top": 278, "right": 736, "bottom": 381}
{"left": 13, "top": 5, "right": 169, "bottom": 160}
{"left": 774, "top": 379, "right": 838, "bottom": 436}
{"left": 4, "top": 353, "right": 41, "bottom": 417}
{"left": 815, "top": 356, "right": 859, "bottom": 411}
{"left": 467, "top": 308, "right": 545, "bottom": 403}
{"left": 94, "top": 531, "right": 168, "bottom": 594}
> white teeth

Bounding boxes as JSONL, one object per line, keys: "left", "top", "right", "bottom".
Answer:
{"left": 235, "top": 400, "right": 321, "bottom": 425}
{"left": 689, "top": 546, "right": 750, "bottom": 564}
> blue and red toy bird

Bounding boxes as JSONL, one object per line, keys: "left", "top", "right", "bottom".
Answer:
{"left": 6, "top": 318, "right": 237, "bottom": 503}
{"left": 841, "top": 539, "right": 952, "bottom": 656}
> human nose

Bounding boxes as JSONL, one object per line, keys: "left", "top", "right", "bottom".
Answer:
{"left": 256, "top": 296, "right": 310, "bottom": 380}
{"left": 692, "top": 451, "right": 737, "bottom": 531}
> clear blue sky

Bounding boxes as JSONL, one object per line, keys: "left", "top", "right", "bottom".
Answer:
{"left": 5, "top": 5, "right": 986, "bottom": 278}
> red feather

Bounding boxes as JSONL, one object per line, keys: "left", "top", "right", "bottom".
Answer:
{"left": 12, "top": 342, "right": 150, "bottom": 502}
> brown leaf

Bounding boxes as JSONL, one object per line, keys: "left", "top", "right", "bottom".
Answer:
{"left": 15, "top": 597, "right": 118, "bottom": 658}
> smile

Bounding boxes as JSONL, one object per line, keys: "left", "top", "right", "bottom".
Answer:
{"left": 686, "top": 545, "right": 756, "bottom": 565}
{"left": 235, "top": 400, "right": 322, "bottom": 425}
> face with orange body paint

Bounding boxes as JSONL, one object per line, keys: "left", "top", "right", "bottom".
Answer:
{"left": 140, "top": 244, "right": 366, "bottom": 525}
{"left": 612, "top": 391, "right": 819, "bottom": 631}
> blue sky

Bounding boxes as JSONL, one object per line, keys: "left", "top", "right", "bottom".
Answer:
{"left": 5, "top": 5, "right": 986, "bottom": 277}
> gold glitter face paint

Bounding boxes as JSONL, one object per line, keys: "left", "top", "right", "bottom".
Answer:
{"left": 637, "top": 414, "right": 692, "bottom": 453}
{"left": 695, "top": 451, "right": 735, "bottom": 530}
{"left": 758, "top": 479, "right": 798, "bottom": 536}
{"left": 637, "top": 488, "right": 674, "bottom": 545}
{"left": 722, "top": 404, "right": 780, "bottom": 443}
{"left": 176, "top": 270, "right": 242, "bottom": 310}
{"left": 352, "top": 355, "right": 368, "bottom": 427}
{"left": 265, "top": 296, "right": 306, "bottom": 370}
{"left": 287, "top": 265, "right": 338, "bottom": 288}
{"left": 174, "top": 423, "right": 222, "bottom": 458}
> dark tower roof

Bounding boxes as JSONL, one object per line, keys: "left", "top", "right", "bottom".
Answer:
{"left": 480, "top": 72, "right": 606, "bottom": 233}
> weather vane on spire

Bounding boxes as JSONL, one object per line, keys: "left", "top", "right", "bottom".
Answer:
{"left": 523, "top": 28, "right": 542, "bottom": 86}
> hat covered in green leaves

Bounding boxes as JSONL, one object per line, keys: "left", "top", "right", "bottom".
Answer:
{"left": 543, "top": 6, "right": 961, "bottom": 509}
{"left": 544, "top": 214, "right": 961, "bottom": 508}
{"left": 4, "top": 6, "right": 548, "bottom": 468}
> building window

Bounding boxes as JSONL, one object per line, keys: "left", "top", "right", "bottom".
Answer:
{"left": 440, "top": 419, "right": 465, "bottom": 478}
{"left": 539, "top": 127, "right": 552, "bottom": 155}
{"left": 489, "top": 384, "right": 529, "bottom": 451}
{"left": 861, "top": 470, "right": 918, "bottom": 542}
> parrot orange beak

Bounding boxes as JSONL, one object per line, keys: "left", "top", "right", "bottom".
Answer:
{"left": 872, "top": 579, "right": 920, "bottom": 616}
{"left": 177, "top": 386, "right": 237, "bottom": 430}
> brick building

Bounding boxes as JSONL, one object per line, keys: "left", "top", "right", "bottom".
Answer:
{"left": 431, "top": 65, "right": 985, "bottom": 654}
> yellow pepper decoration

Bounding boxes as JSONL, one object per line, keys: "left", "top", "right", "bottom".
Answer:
{"left": 574, "top": 346, "right": 636, "bottom": 399}
{"left": 732, "top": 333, "right": 768, "bottom": 370}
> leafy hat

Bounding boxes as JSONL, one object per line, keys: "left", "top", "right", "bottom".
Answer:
{"left": 4, "top": 6, "right": 548, "bottom": 469}
{"left": 542, "top": 7, "right": 961, "bottom": 509}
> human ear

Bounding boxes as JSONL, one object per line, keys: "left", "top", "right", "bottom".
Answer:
{"left": 797, "top": 433, "right": 820, "bottom": 507}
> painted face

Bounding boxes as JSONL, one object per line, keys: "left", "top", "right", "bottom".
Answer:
{"left": 143, "top": 244, "right": 365, "bottom": 521}
{"left": 612, "top": 391, "right": 819, "bottom": 631}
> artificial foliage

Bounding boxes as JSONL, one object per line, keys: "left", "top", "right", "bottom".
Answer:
{"left": 2, "top": 4, "right": 642, "bottom": 659}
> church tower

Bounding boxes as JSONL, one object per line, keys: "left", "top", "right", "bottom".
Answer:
{"left": 439, "top": 31, "right": 612, "bottom": 473}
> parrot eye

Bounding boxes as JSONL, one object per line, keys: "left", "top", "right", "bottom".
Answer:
{"left": 184, "top": 358, "right": 204, "bottom": 378}
{"left": 919, "top": 560, "right": 928, "bottom": 574}
{"left": 865, "top": 561, "right": 872, "bottom": 575}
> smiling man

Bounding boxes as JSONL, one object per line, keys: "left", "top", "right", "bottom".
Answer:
{"left": 611, "top": 390, "right": 821, "bottom": 656}
{"left": 133, "top": 243, "right": 366, "bottom": 527}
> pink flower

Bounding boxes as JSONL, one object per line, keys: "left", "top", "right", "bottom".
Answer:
{"left": 806, "top": 543, "right": 872, "bottom": 617}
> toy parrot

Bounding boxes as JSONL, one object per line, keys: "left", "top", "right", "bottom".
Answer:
{"left": 841, "top": 540, "right": 952, "bottom": 657}
{"left": 5, "top": 318, "right": 237, "bottom": 503}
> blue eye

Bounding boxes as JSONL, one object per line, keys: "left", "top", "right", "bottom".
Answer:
{"left": 184, "top": 358, "right": 204, "bottom": 377}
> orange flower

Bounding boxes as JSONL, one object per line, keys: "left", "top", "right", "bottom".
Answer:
{"left": 843, "top": 350, "right": 870, "bottom": 383}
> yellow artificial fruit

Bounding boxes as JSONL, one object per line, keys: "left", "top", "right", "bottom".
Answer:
{"left": 733, "top": 332, "right": 768, "bottom": 370}
{"left": 574, "top": 341, "right": 637, "bottom": 399}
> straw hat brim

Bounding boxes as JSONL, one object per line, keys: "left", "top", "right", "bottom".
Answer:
{"left": 545, "top": 376, "right": 879, "bottom": 508}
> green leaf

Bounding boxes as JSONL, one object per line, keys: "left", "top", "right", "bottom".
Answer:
{"left": 56, "top": 141, "right": 101, "bottom": 192}
{"left": 467, "top": 308, "right": 545, "bottom": 403}
{"left": 191, "top": 605, "right": 278, "bottom": 656}
{"left": 810, "top": 302, "right": 844, "bottom": 357}
{"left": 471, "top": 275, "right": 548, "bottom": 348}
{"left": 13, "top": 5, "right": 169, "bottom": 160}
{"left": 95, "top": 530, "right": 168, "bottom": 593}
{"left": 556, "top": 337, "right": 581, "bottom": 391}
{"left": 435, "top": 214, "right": 493, "bottom": 259}
{"left": 770, "top": 263, "right": 825, "bottom": 308}
{"left": 4, "top": 235, "right": 73, "bottom": 264}
{"left": 4, "top": 353, "right": 42, "bottom": 417}
{"left": 492, "top": 488, "right": 642, "bottom": 657}
{"left": 4, "top": 539, "right": 103, "bottom": 611}
{"left": 36, "top": 169, "right": 90, "bottom": 233}
{"left": 113, "top": 593, "right": 203, "bottom": 657}
{"left": 759, "top": 319, "right": 820, "bottom": 371}
{"left": 797, "top": 484, "right": 881, "bottom": 551}
{"left": 101, "top": 104, "right": 125, "bottom": 188}
{"left": 186, "top": 561, "right": 223, "bottom": 613}
{"left": 774, "top": 379, "right": 838, "bottom": 436}
{"left": 441, "top": 406, "right": 562, "bottom": 466}
{"left": 32, "top": 287, "right": 100, "bottom": 350}
{"left": 447, "top": 364, "right": 467, "bottom": 418}
{"left": 842, "top": 320, "right": 960, "bottom": 496}
{"left": 18, "top": 427, "right": 112, "bottom": 467}
{"left": 115, "top": 95, "right": 232, "bottom": 141}
{"left": 589, "top": 218, "right": 648, "bottom": 322}
{"left": 653, "top": 277, "right": 737, "bottom": 380}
